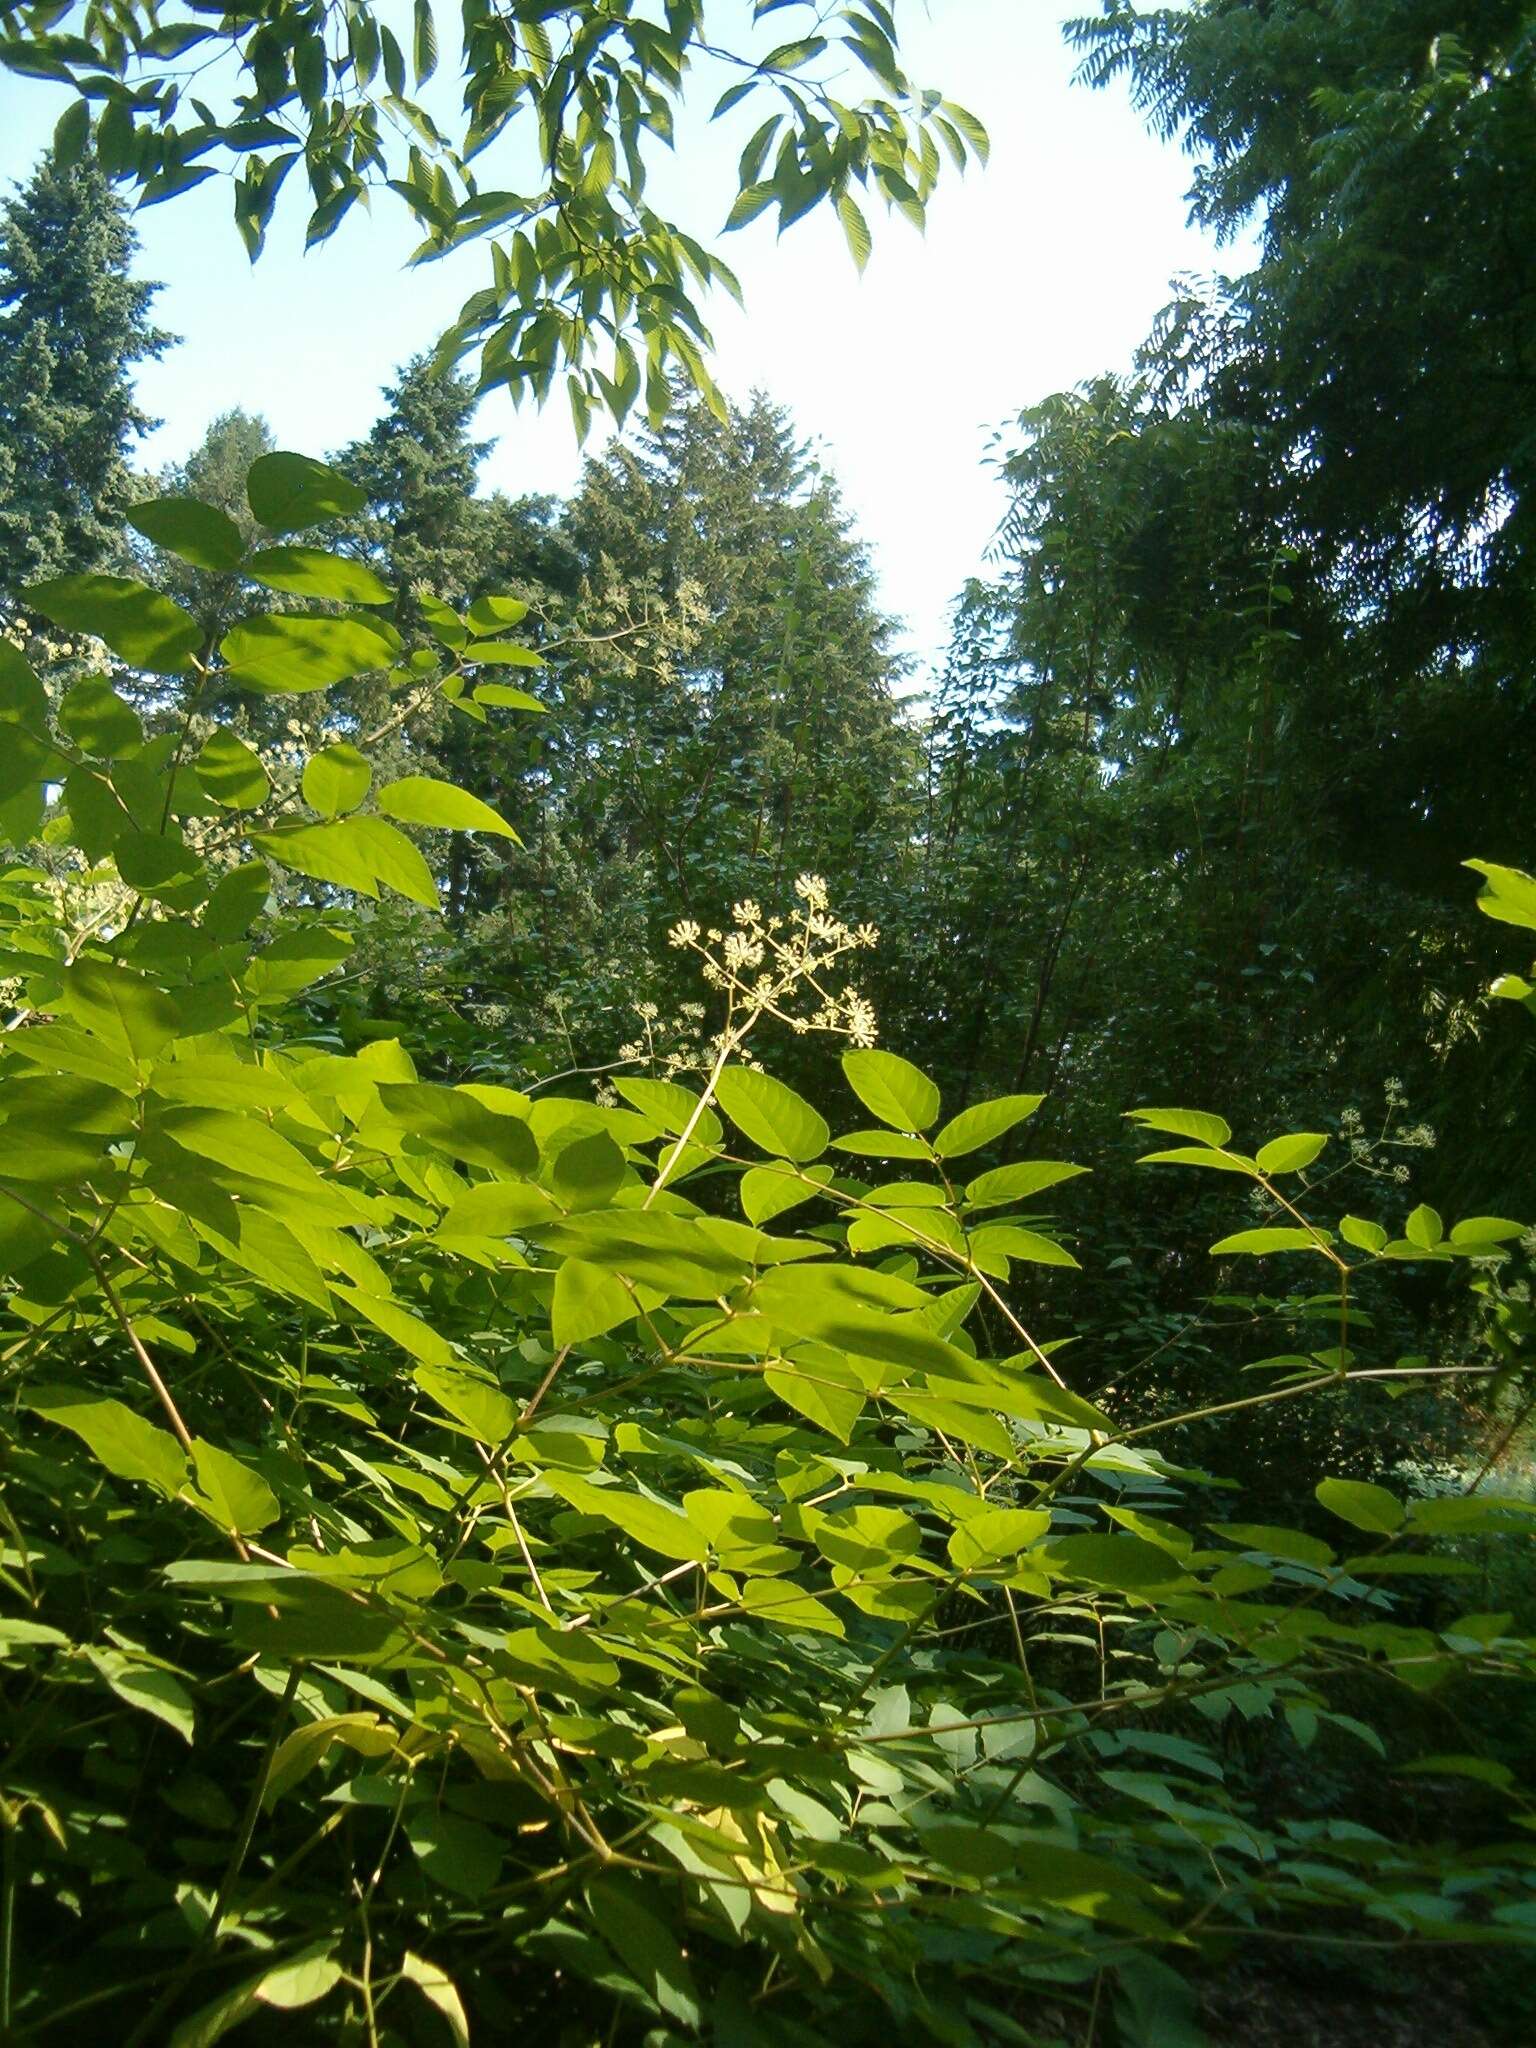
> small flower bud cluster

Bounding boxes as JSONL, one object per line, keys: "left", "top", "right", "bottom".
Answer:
{"left": 668, "top": 875, "right": 879, "bottom": 1045}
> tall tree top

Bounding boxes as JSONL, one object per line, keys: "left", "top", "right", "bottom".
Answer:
{"left": 0, "top": 145, "right": 169, "bottom": 597}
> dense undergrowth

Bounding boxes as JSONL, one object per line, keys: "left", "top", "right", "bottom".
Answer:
{"left": 1, "top": 469, "right": 1534, "bottom": 2044}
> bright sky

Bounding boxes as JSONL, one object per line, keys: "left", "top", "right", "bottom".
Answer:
{"left": 0, "top": 3, "right": 1242, "bottom": 675}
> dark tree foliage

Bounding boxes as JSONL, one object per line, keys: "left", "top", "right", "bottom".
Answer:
{"left": 0, "top": 147, "right": 169, "bottom": 601}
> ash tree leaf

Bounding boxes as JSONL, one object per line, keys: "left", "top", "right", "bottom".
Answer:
{"left": 1135, "top": 1145, "right": 1258, "bottom": 1175}
{"left": 252, "top": 817, "right": 438, "bottom": 907}
{"left": 336, "top": 1284, "right": 457, "bottom": 1367}
{"left": 1255, "top": 1132, "right": 1328, "bottom": 1175}
{"left": 1340, "top": 1214, "right": 1388, "bottom": 1253}
{"left": 842, "top": 1048, "right": 940, "bottom": 1132}
{"left": 465, "top": 594, "right": 529, "bottom": 634}
{"left": 1127, "top": 1107, "right": 1233, "bottom": 1147}
{"left": 0, "top": 639, "right": 49, "bottom": 728}
{"left": 221, "top": 613, "right": 398, "bottom": 694}
{"left": 473, "top": 681, "right": 545, "bottom": 710}
{"left": 965, "top": 1159, "right": 1087, "bottom": 1209}
{"left": 23, "top": 574, "right": 202, "bottom": 673}
{"left": 195, "top": 727, "right": 270, "bottom": 808}
{"left": 24, "top": 1384, "right": 187, "bottom": 1495}
{"left": 129, "top": 496, "right": 246, "bottom": 571}
{"left": 585, "top": 1877, "right": 702, "bottom": 2029}
{"left": 716, "top": 1064, "right": 829, "bottom": 1162}
{"left": 190, "top": 1438, "right": 280, "bottom": 1534}
{"left": 247, "top": 452, "right": 366, "bottom": 534}
{"left": 461, "top": 638, "right": 543, "bottom": 668}
{"left": 245, "top": 545, "right": 393, "bottom": 605}
{"left": 57, "top": 678, "right": 143, "bottom": 757}
{"left": 933, "top": 1092, "right": 1043, "bottom": 1158}
{"left": 1209, "top": 1227, "right": 1332, "bottom": 1256}
{"left": 1044, "top": 1534, "right": 1188, "bottom": 1590}
{"left": 407, "top": 1811, "right": 504, "bottom": 1900}
{"left": 545, "top": 1472, "right": 709, "bottom": 1562}
{"left": 88, "top": 1649, "right": 196, "bottom": 1744}
{"left": 553, "top": 1257, "right": 635, "bottom": 1347}
{"left": 302, "top": 742, "right": 371, "bottom": 816}
{"left": 377, "top": 775, "right": 521, "bottom": 839}
{"left": 377, "top": 1081, "right": 537, "bottom": 1175}
{"left": 1465, "top": 859, "right": 1536, "bottom": 933}
{"left": 1405, "top": 1204, "right": 1443, "bottom": 1250}
{"left": 968, "top": 1223, "right": 1080, "bottom": 1268}
{"left": 549, "top": 1130, "right": 626, "bottom": 1209}
{"left": 1316, "top": 1477, "right": 1404, "bottom": 1534}
{"left": 400, "top": 1954, "right": 471, "bottom": 2047}
{"left": 62, "top": 958, "right": 182, "bottom": 1058}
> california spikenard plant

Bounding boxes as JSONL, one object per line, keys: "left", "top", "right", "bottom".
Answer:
{"left": 1, "top": 458, "right": 1534, "bottom": 2046}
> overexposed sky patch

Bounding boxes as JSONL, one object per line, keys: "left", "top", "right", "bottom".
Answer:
{"left": 0, "top": 3, "right": 1247, "bottom": 672}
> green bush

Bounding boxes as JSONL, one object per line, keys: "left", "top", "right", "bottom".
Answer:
{"left": 1, "top": 464, "right": 1534, "bottom": 2045}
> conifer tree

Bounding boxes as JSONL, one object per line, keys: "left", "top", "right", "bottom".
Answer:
{"left": 0, "top": 146, "right": 168, "bottom": 601}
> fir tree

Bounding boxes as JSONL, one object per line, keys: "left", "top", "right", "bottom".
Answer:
{"left": 0, "top": 146, "right": 169, "bottom": 601}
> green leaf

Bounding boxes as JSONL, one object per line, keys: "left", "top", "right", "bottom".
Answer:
{"left": 1209, "top": 1227, "right": 1332, "bottom": 1256}
{"left": 466, "top": 594, "right": 529, "bottom": 635}
{"left": 303, "top": 743, "right": 372, "bottom": 817}
{"left": 377, "top": 1081, "right": 537, "bottom": 1175}
{"left": 62, "top": 958, "right": 182, "bottom": 1058}
{"left": 1136, "top": 1146, "right": 1258, "bottom": 1175}
{"left": 715, "top": 1065, "right": 829, "bottom": 1162}
{"left": 1044, "top": 1534, "right": 1187, "bottom": 1590}
{"left": 585, "top": 1878, "right": 701, "bottom": 2029}
{"left": 1316, "top": 1478, "right": 1405, "bottom": 1534}
{"left": 1405, "top": 1203, "right": 1443, "bottom": 1249}
{"left": 1255, "top": 1132, "right": 1327, "bottom": 1176}
{"left": 190, "top": 1438, "right": 280, "bottom": 1535}
{"left": 407, "top": 1812, "right": 503, "bottom": 1900}
{"left": 965, "top": 1159, "right": 1087, "bottom": 1210}
{"left": 831, "top": 1128, "right": 931, "bottom": 1160}
{"left": 57, "top": 678, "right": 143, "bottom": 757}
{"left": 549, "top": 1130, "right": 626, "bottom": 1210}
{"left": 400, "top": 1955, "right": 470, "bottom": 2048}
{"left": 0, "top": 639, "right": 48, "bottom": 728}
{"left": 553, "top": 1257, "right": 634, "bottom": 1347}
{"left": 377, "top": 775, "right": 521, "bottom": 839}
{"left": 933, "top": 1092, "right": 1043, "bottom": 1158}
{"left": 1466, "top": 859, "right": 1536, "bottom": 932}
{"left": 222, "top": 613, "right": 398, "bottom": 694}
{"left": 948, "top": 1507, "right": 1051, "bottom": 1569}
{"left": 545, "top": 1472, "right": 709, "bottom": 1562}
{"left": 1127, "top": 1107, "right": 1232, "bottom": 1147}
{"left": 338, "top": 1285, "right": 457, "bottom": 1367}
{"left": 842, "top": 1048, "right": 940, "bottom": 1132}
{"left": 195, "top": 726, "right": 271, "bottom": 809}
{"left": 88, "top": 1649, "right": 196, "bottom": 1743}
{"left": 836, "top": 190, "right": 872, "bottom": 271}
{"left": 247, "top": 452, "right": 366, "bottom": 534}
{"left": 473, "top": 682, "right": 546, "bottom": 710}
{"left": 613, "top": 1077, "right": 723, "bottom": 1147}
{"left": 129, "top": 496, "right": 246, "bottom": 571}
{"left": 1449, "top": 1216, "right": 1525, "bottom": 1248}
{"left": 462, "top": 639, "right": 543, "bottom": 667}
{"left": 253, "top": 817, "right": 439, "bottom": 906}
{"left": 741, "top": 1162, "right": 831, "bottom": 1225}
{"left": 24, "top": 1385, "right": 187, "bottom": 1495}
{"left": 24, "top": 574, "right": 202, "bottom": 673}
{"left": 245, "top": 545, "right": 393, "bottom": 605}
{"left": 968, "top": 1223, "right": 1080, "bottom": 1269}
{"left": 1339, "top": 1214, "right": 1388, "bottom": 1254}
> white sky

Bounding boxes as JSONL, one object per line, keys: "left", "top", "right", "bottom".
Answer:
{"left": 0, "top": 2, "right": 1245, "bottom": 675}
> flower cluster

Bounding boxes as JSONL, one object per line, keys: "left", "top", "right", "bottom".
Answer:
{"left": 668, "top": 875, "right": 879, "bottom": 1046}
